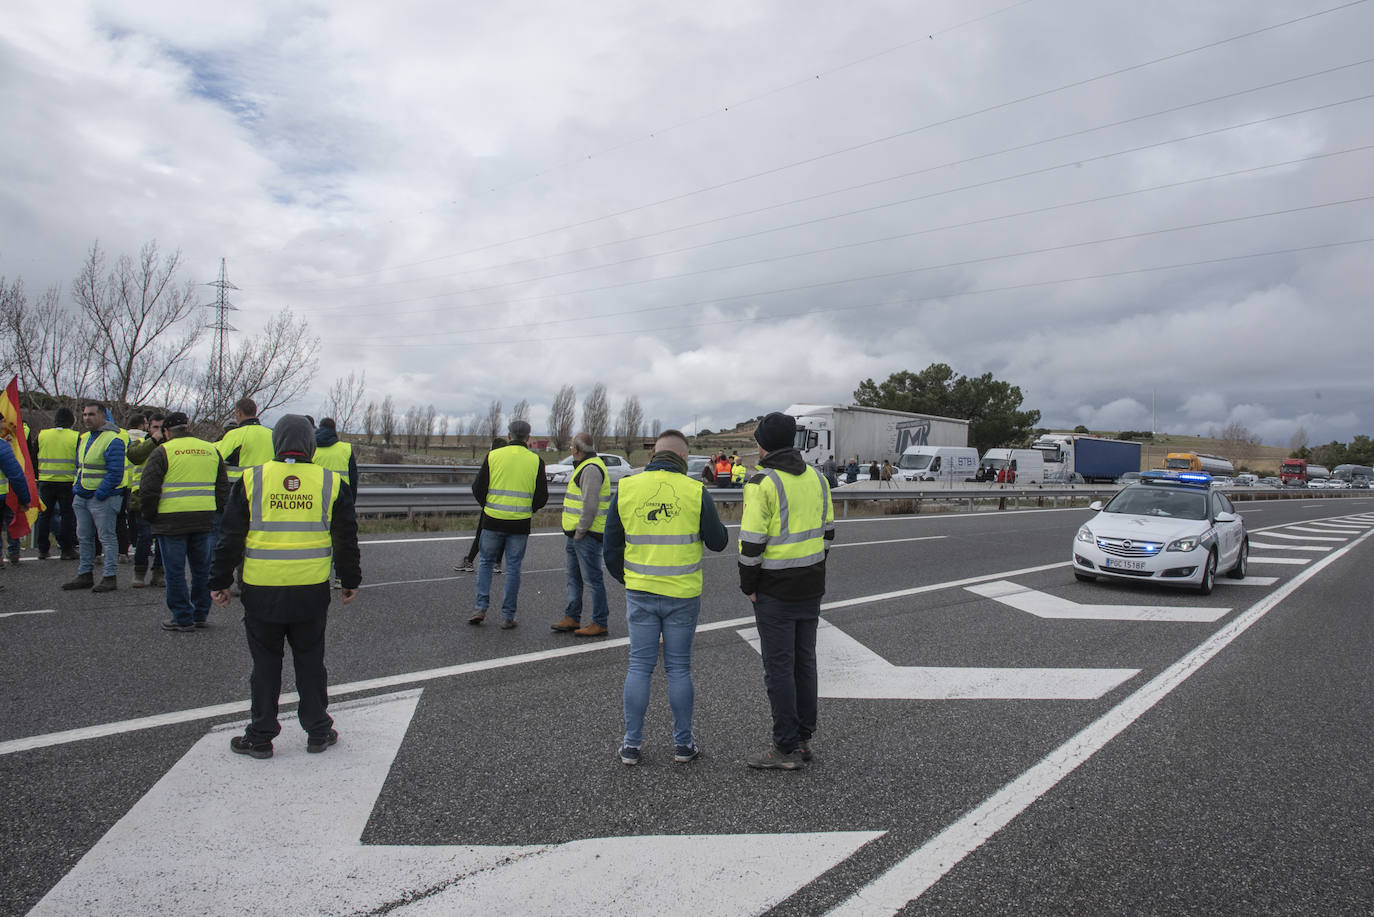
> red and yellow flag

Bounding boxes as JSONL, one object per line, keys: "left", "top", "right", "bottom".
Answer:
{"left": 1, "top": 375, "right": 40, "bottom": 539}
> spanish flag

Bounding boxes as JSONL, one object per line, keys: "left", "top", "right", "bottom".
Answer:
{"left": 1, "top": 376, "right": 40, "bottom": 539}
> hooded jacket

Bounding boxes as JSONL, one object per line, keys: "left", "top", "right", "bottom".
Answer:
{"left": 315, "top": 424, "right": 359, "bottom": 498}
{"left": 209, "top": 414, "right": 361, "bottom": 620}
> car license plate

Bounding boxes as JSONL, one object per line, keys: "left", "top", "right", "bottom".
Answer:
{"left": 1104, "top": 558, "right": 1146, "bottom": 570}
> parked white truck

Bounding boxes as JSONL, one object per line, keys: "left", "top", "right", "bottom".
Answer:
{"left": 786, "top": 404, "right": 970, "bottom": 469}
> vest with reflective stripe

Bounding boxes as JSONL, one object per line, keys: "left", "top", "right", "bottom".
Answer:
{"left": 484, "top": 445, "right": 540, "bottom": 521}
{"left": 618, "top": 470, "right": 705, "bottom": 598}
{"left": 157, "top": 437, "right": 222, "bottom": 515}
{"left": 562, "top": 455, "right": 610, "bottom": 534}
{"left": 313, "top": 440, "right": 353, "bottom": 483}
{"left": 37, "top": 427, "right": 79, "bottom": 483}
{"left": 121, "top": 431, "right": 146, "bottom": 489}
{"left": 218, "top": 423, "right": 276, "bottom": 483}
{"left": 242, "top": 462, "right": 340, "bottom": 586}
{"left": 738, "top": 466, "right": 833, "bottom": 571}
{"left": 77, "top": 431, "right": 120, "bottom": 491}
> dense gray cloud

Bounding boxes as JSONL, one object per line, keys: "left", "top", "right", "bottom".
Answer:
{"left": 3, "top": 0, "right": 1371, "bottom": 444}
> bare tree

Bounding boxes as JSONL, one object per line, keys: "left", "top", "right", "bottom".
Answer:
{"left": 402, "top": 404, "right": 420, "bottom": 450}
{"left": 548, "top": 384, "right": 577, "bottom": 451}
{"left": 185, "top": 308, "right": 319, "bottom": 425}
{"left": 511, "top": 399, "right": 530, "bottom": 425}
{"left": 1, "top": 278, "right": 100, "bottom": 405}
{"left": 1289, "top": 425, "right": 1309, "bottom": 456}
{"left": 484, "top": 399, "right": 503, "bottom": 439}
{"left": 436, "top": 413, "right": 449, "bottom": 447}
{"left": 651, "top": 418, "right": 662, "bottom": 438}
{"left": 322, "top": 369, "right": 366, "bottom": 434}
{"left": 1218, "top": 421, "right": 1260, "bottom": 467}
{"left": 582, "top": 383, "right": 609, "bottom": 445}
{"left": 72, "top": 240, "right": 204, "bottom": 415}
{"left": 615, "top": 395, "right": 644, "bottom": 453}
{"left": 380, "top": 395, "right": 397, "bottom": 446}
{"left": 363, "top": 400, "right": 378, "bottom": 444}
{"left": 422, "top": 404, "right": 436, "bottom": 450}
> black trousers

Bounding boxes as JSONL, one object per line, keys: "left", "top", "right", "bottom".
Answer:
{"left": 36, "top": 481, "right": 76, "bottom": 554}
{"left": 753, "top": 593, "right": 821, "bottom": 753}
{"left": 243, "top": 612, "right": 332, "bottom": 743}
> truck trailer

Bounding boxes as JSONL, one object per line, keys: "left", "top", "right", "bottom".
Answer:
{"left": 786, "top": 404, "right": 969, "bottom": 469}
{"left": 1031, "top": 433, "right": 1142, "bottom": 483}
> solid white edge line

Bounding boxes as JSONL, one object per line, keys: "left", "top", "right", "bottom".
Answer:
{"left": 0, "top": 609, "right": 57, "bottom": 619}
{"left": 826, "top": 523, "right": 1374, "bottom": 916}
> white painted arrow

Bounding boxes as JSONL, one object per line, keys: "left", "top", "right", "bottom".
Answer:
{"left": 737, "top": 619, "right": 1137, "bottom": 700}
{"left": 34, "top": 690, "right": 880, "bottom": 916}
{"left": 967, "top": 580, "right": 1230, "bottom": 623}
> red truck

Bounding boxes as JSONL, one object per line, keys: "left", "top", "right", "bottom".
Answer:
{"left": 1279, "top": 457, "right": 1308, "bottom": 486}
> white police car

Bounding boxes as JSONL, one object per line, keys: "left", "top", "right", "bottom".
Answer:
{"left": 1072, "top": 471, "right": 1248, "bottom": 595}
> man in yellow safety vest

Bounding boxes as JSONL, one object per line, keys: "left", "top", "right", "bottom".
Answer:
{"left": 139, "top": 412, "right": 230, "bottom": 632}
{"left": 738, "top": 411, "right": 835, "bottom": 770}
{"left": 468, "top": 419, "right": 547, "bottom": 628}
{"left": 33, "top": 406, "right": 79, "bottom": 560}
{"left": 603, "top": 429, "right": 728, "bottom": 766}
{"left": 62, "top": 401, "right": 127, "bottom": 592}
{"left": 210, "top": 414, "right": 360, "bottom": 759}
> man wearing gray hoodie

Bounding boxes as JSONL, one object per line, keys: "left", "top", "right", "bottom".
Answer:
{"left": 210, "top": 414, "right": 361, "bottom": 759}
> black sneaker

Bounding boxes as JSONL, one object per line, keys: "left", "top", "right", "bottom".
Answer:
{"left": 230, "top": 735, "right": 273, "bottom": 759}
{"left": 619, "top": 745, "right": 641, "bottom": 766}
{"left": 800, "top": 740, "right": 814, "bottom": 763}
{"left": 674, "top": 743, "right": 703, "bottom": 764}
{"left": 456, "top": 559, "right": 474, "bottom": 573}
{"left": 194, "top": 620, "right": 210, "bottom": 628}
{"left": 307, "top": 729, "right": 339, "bottom": 753}
{"left": 746, "top": 744, "right": 805, "bottom": 770}
{"left": 161, "top": 619, "right": 195, "bottom": 633}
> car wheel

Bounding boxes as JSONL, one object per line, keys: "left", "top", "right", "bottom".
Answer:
{"left": 1074, "top": 571, "right": 1096, "bottom": 583}
{"left": 1226, "top": 537, "right": 1249, "bottom": 580}
{"left": 1197, "top": 550, "right": 1216, "bottom": 596}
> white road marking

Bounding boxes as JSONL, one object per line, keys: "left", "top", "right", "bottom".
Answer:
{"left": 1215, "top": 576, "right": 1279, "bottom": 586}
{"left": 966, "top": 581, "right": 1229, "bottom": 623}
{"left": 0, "top": 561, "right": 1073, "bottom": 756}
{"left": 1247, "top": 557, "right": 1311, "bottom": 565}
{"left": 1252, "top": 531, "right": 1347, "bottom": 542}
{"left": 832, "top": 535, "right": 946, "bottom": 549}
{"left": 828, "top": 521, "right": 1374, "bottom": 916}
{"left": 0, "top": 609, "right": 57, "bottom": 619}
{"left": 1248, "top": 543, "right": 1331, "bottom": 552}
{"left": 738, "top": 620, "right": 1136, "bottom": 700}
{"left": 1284, "top": 526, "right": 1357, "bottom": 536}
{"left": 33, "top": 690, "right": 880, "bottom": 916}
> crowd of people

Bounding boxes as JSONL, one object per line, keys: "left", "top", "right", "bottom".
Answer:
{"left": 5, "top": 401, "right": 837, "bottom": 770}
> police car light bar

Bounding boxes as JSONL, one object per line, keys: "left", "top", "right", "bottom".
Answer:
{"left": 1140, "top": 470, "right": 1212, "bottom": 486}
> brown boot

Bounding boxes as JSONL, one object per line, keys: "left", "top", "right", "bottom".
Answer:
{"left": 550, "top": 615, "right": 580, "bottom": 632}
{"left": 573, "top": 623, "right": 609, "bottom": 638}
{"left": 131, "top": 566, "right": 148, "bottom": 588}
{"left": 62, "top": 571, "right": 94, "bottom": 591}
{"left": 91, "top": 575, "right": 118, "bottom": 593}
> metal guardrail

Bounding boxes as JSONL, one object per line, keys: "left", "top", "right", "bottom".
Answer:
{"left": 353, "top": 469, "right": 1370, "bottom": 517}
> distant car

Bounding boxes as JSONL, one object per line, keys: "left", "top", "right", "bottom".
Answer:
{"left": 1072, "top": 471, "right": 1248, "bottom": 595}
{"left": 1210, "top": 475, "right": 1234, "bottom": 489}
{"left": 1115, "top": 471, "right": 1142, "bottom": 486}
{"left": 1233, "top": 473, "right": 1257, "bottom": 487}
{"left": 1306, "top": 478, "right": 1332, "bottom": 489}
{"left": 545, "top": 452, "right": 636, "bottom": 485}
{"left": 1259, "top": 477, "right": 1281, "bottom": 487}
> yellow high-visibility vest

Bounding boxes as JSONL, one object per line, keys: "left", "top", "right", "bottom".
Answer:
{"left": 37, "top": 427, "right": 79, "bottom": 483}
{"left": 561, "top": 455, "right": 610, "bottom": 534}
{"left": 218, "top": 422, "right": 275, "bottom": 483}
{"left": 483, "top": 445, "right": 540, "bottom": 521}
{"left": 242, "top": 461, "right": 341, "bottom": 586}
{"left": 156, "top": 437, "right": 222, "bottom": 515}
{"left": 738, "top": 466, "right": 834, "bottom": 571}
{"left": 77, "top": 430, "right": 121, "bottom": 492}
{"left": 618, "top": 470, "right": 704, "bottom": 598}
{"left": 313, "top": 440, "right": 353, "bottom": 483}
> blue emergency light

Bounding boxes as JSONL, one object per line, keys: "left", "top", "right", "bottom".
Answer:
{"left": 1140, "top": 470, "right": 1212, "bottom": 487}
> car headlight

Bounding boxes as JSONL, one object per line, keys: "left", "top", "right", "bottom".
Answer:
{"left": 1076, "top": 525, "right": 1094, "bottom": 544}
{"left": 1167, "top": 535, "right": 1200, "bottom": 552}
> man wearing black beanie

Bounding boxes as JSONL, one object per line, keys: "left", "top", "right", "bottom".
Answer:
{"left": 739, "top": 411, "right": 835, "bottom": 770}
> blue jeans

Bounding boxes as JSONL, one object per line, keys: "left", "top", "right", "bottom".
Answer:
{"left": 74, "top": 492, "right": 122, "bottom": 578}
{"left": 752, "top": 594, "right": 821, "bottom": 753}
{"left": 564, "top": 534, "right": 609, "bottom": 627}
{"left": 475, "top": 528, "right": 527, "bottom": 621}
{"left": 622, "top": 590, "right": 699, "bottom": 748}
{"left": 158, "top": 532, "right": 213, "bottom": 625}
{"left": 133, "top": 515, "right": 161, "bottom": 571}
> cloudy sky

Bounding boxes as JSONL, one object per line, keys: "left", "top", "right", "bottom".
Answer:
{"left": 3, "top": 0, "right": 1372, "bottom": 445}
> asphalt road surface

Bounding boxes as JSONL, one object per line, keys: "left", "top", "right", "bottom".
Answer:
{"left": 1, "top": 496, "right": 1371, "bottom": 915}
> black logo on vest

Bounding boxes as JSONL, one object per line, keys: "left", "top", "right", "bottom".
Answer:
{"left": 636, "top": 483, "right": 681, "bottom": 524}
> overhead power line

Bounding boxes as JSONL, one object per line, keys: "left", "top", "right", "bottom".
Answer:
{"left": 361, "top": 236, "right": 1374, "bottom": 349}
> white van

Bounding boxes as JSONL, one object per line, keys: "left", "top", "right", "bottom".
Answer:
{"left": 896, "top": 445, "right": 980, "bottom": 482}
{"left": 980, "top": 448, "right": 1045, "bottom": 484}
